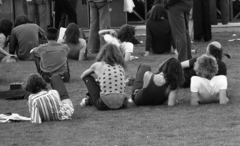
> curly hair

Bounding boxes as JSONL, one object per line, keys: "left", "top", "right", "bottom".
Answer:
{"left": 14, "top": 15, "right": 31, "bottom": 27}
{"left": 24, "top": 73, "right": 48, "bottom": 94}
{"left": 117, "top": 24, "right": 136, "bottom": 43}
{"left": 96, "top": 43, "right": 126, "bottom": 69}
{"left": 156, "top": 58, "right": 185, "bottom": 90}
{"left": 207, "top": 42, "right": 223, "bottom": 61}
{"left": 0, "top": 18, "right": 13, "bottom": 37}
{"left": 194, "top": 54, "right": 218, "bottom": 80}
{"left": 149, "top": 4, "right": 168, "bottom": 21}
{"left": 64, "top": 23, "right": 80, "bottom": 44}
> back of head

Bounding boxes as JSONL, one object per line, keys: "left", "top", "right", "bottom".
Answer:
{"left": 206, "top": 41, "right": 223, "bottom": 61}
{"left": 194, "top": 54, "right": 218, "bottom": 80}
{"left": 14, "top": 15, "right": 30, "bottom": 27}
{"left": 47, "top": 27, "right": 58, "bottom": 41}
{"left": 96, "top": 43, "right": 126, "bottom": 69}
{"left": 117, "top": 24, "right": 135, "bottom": 43}
{"left": 24, "top": 73, "right": 47, "bottom": 94}
{"left": 158, "top": 58, "right": 184, "bottom": 90}
{"left": 149, "top": 4, "right": 168, "bottom": 21}
{"left": 0, "top": 18, "right": 13, "bottom": 37}
{"left": 64, "top": 23, "right": 80, "bottom": 44}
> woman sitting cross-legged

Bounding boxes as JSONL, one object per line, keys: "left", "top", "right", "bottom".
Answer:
{"left": 80, "top": 43, "right": 127, "bottom": 110}
{"left": 131, "top": 58, "right": 184, "bottom": 106}
{"left": 190, "top": 54, "right": 229, "bottom": 106}
{"left": 25, "top": 73, "right": 74, "bottom": 124}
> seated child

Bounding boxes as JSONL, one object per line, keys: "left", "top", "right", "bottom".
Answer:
{"left": 25, "top": 73, "right": 74, "bottom": 124}
{"left": 190, "top": 54, "right": 229, "bottom": 106}
{"left": 99, "top": 24, "right": 136, "bottom": 61}
{"left": 131, "top": 58, "right": 184, "bottom": 106}
{"left": 80, "top": 44, "right": 127, "bottom": 110}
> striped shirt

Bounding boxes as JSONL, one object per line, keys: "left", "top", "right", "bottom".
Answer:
{"left": 28, "top": 90, "right": 74, "bottom": 124}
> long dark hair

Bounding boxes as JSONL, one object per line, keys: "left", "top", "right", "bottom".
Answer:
{"left": 96, "top": 43, "right": 126, "bottom": 69}
{"left": 64, "top": 23, "right": 80, "bottom": 44}
{"left": 156, "top": 58, "right": 184, "bottom": 90}
{"left": 149, "top": 4, "right": 168, "bottom": 21}
{"left": 0, "top": 18, "right": 13, "bottom": 37}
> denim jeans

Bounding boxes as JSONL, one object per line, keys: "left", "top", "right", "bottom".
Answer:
{"left": 88, "top": 2, "right": 110, "bottom": 53}
{"left": 27, "top": 1, "right": 47, "bottom": 31}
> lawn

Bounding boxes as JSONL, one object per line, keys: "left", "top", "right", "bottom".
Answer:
{"left": 0, "top": 32, "right": 240, "bottom": 146}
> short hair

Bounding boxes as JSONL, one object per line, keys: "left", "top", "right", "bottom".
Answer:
{"left": 14, "top": 15, "right": 31, "bottom": 27}
{"left": 206, "top": 41, "right": 223, "bottom": 61}
{"left": 194, "top": 54, "right": 218, "bottom": 80}
{"left": 0, "top": 18, "right": 13, "bottom": 37}
{"left": 24, "top": 73, "right": 48, "bottom": 94}
{"left": 64, "top": 23, "right": 80, "bottom": 44}
{"left": 149, "top": 4, "right": 168, "bottom": 21}
{"left": 47, "top": 27, "right": 58, "bottom": 40}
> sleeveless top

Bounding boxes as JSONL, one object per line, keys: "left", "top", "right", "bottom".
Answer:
{"left": 98, "top": 63, "right": 126, "bottom": 109}
{"left": 141, "top": 74, "right": 170, "bottom": 105}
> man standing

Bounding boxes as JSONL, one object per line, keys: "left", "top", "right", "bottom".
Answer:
{"left": 87, "top": 0, "right": 111, "bottom": 53}
{"left": 26, "top": 0, "right": 47, "bottom": 31}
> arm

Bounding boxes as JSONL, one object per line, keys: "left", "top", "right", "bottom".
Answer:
{"left": 78, "top": 39, "right": 87, "bottom": 61}
{"left": 30, "top": 103, "right": 42, "bottom": 124}
{"left": 80, "top": 63, "right": 96, "bottom": 79}
{"left": 191, "top": 92, "right": 199, "bottom": 106}
{"left": 168, "top": 89, "right": 178, "bottom": 106}
{"left": 0, "top": 47, "right": 11, "bottom": 56}
{"left": 219, "top": 89, "right": 229, "bottom": 104}
{"left": 78, "top": 52, "right": 85, "bottom": 61}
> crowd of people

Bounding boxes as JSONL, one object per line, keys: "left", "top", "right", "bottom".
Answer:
{"left": 0, "top": 0, "right": 230, "bottom": 124}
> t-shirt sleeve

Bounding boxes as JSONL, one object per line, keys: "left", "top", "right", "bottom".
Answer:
{"left": 190, "top": 76, "right": 200, "bottom": 92}
{"left": 104, "top": 34, "right": 114, "bottom": 44}
{"left": 123, "top": 42, "right": 134, "bottom": 53}
{"left": 189, "top": 57, "right": 197, "bottom": 68}
{"left": 218, "top": 76, "right": 228, "bottom": 90}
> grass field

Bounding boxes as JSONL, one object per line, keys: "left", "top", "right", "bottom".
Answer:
{"left": 0, "top": 32, "right": 240, "bottom": 146}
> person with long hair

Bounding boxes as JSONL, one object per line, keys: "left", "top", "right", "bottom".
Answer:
{"left": 80, "top": 43, "right": 127, "bottom": 110}
{"left": 181, "top": 41, "right": 229, "bottom": 88}
{"left": 130, "top": 58, "right": 184, "bottom": 106}
{"left": 99, "top": 24, "right": 137, "bottom": 61}
{"left": 25, "top": 73, "right": 74, "bottom": 124}
{"left": 190, "top": 55, "right": 229, "bottom": 105}
{"left": 64, "top": 23, "right": 87, "bottom": 61}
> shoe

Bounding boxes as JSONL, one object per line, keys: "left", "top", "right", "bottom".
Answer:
{"left": 80, "top": 98, "right": 88, "bottom": 107}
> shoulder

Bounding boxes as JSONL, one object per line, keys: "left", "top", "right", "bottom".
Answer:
{"left": 121, "top": 42, "right": 134, "bottom": 51}
{"left": 213, "top": 75, "right": 227, "bottom": 80}
{"left": 191, "top": 76, "right": 202, "bottom": 82}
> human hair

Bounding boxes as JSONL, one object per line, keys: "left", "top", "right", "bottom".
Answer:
{"left": 24, "top": 73, "right": 48, "bottom": 94}
{"left": 64, "top": 23, "right": 80, "bottom": 44}
{"left": 14, "top": 15, "right": 31, "bottom": 27}
{"left": 149, "top": 4, "right": 168, "bottom": 21}
{"left": 207, "top": 42, "right": 223, "bottom": 61}
{"left": 0, "top": 18, "right": 13, "bottom": 37}
{"left": 153, "top": 0, "right": 163, "bottom": 5}
{"left": 47, "top": 27, "right": 58, "bottom": 40}
{"left": 96, "top": 43, "right": 126, "bottom": 69}
{"left": 194, "top": 54, "right": 218, "bottom": 80}
{"left": 156, "top": 58, "right": 184, "bottom": 90}
{"left": 117, "top": 24, "right": 136, "bottom": 43}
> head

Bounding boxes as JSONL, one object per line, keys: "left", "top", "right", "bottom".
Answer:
{"left": 96, "top": 43, "right": 126, "bottom": 69}
{"left": 194, "top": 54, "right": 218, "bottom": 80}
{"left": 14, "top": 15, "right": 31, "bottom": 27}
{"left": 0, "top": 18, "right": 13, "bottom": 37}
{"left": 149, "top": 4, "right": 168, "bottom": 21}
{"left": 47, "top": 27, "right": 58, "bottom": 41}
{"left": 64, "top": 23, "right": 80, "bottom": 44}
{"left": 157, "top": 58, "right": 184, "bottom": 90}
{"left": 206, "top": 41, "right": 223, "bottom": 61}
{"left": 117, "top": 24, "right": 136, "bottom": 43}
{"left": 24, "top": 73, "right": 48, "bottom": 94}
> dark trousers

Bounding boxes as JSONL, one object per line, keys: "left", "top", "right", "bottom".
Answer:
{"left": 55, "top": 0, "right": 77, "bottom": 28}
{"left": 59, "top": 0, "right": 78, "bottom": 27}
{"left": 82, "top": 75, "right": 109, "bottom": 110}
{"left": 50, "top": 74, "right": 70, "bottom": 100}
{"left": 193, "top": 0, "right": 212, "bottom": 41}
{"left": 168, "top": 3, "right": 192, "bottom": 62}
{"left": 34, "top": 56, "right": 70, "bottom": 83}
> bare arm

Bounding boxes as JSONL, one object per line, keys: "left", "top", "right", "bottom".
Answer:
{"left": 191, "top": 92, "right": 199, "bottom": 106}
{"left": 168, "top": 89, "right": 178, "bottom": 106}
{"left": 80, "top": 63, "right": 96, "bottom": 79}
{"left": 219, "top": 89, "right": 229, "bottom": 104}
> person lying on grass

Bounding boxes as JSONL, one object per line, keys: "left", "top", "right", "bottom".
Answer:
{"left": 98, "top": 24, "right": 137, "bottom": 61}
{"left": 130, "top": 58, "right": 184, "bottom": 106}
{"left": 181, "top": 41, "right": 230, "bottom": 88}
{"left": 190, "top": 54, "right": 229, "bottom": 106}
{"left": 80, "top": 43, "right": 128, "bottom": 110}
{"left": 25, "top": 73, "right": 74, "bottom": 124}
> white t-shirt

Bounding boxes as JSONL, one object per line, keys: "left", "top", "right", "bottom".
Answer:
{"left": 103, "top": 34, "right": 134, "bottom": 53}
{"left": 191, "top": 75, "right": 227, "bottom": 99}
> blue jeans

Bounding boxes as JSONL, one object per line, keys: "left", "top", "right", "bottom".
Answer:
{"left": 27, "top": 2, "right": 47, "bottom": 31}
{"left": 88, "top": 2, "right": 110, "bottom": 53}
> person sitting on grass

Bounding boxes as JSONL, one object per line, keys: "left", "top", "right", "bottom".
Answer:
{"left": 130, "top": 58, "right": 184, "bottom": 106}
{"left": 25, "top": 73, "right": 74, "bottom": 124}
{"left": 190, "top": 54, "right": 229, "bottom": 106}
{"left": 80, "top": 43, "right": 127, "bottom": 110}
{"left": 99, "top": 24, "right": 137, "bottom": 61}
{"left": 181, "top": 41, "right": 229, "bottom": 88}
{"left": 62, "top": 23, "right": 87, "bottom": 61}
